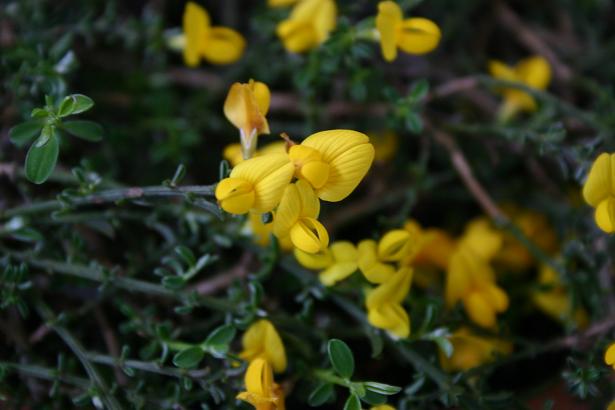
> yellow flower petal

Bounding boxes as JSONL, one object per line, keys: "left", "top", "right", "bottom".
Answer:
{"left": 366, "top": 267, "right": 413, "bottom": 309}
{"left": 295, "top": 178, "right": 321, "bottom": 218}
{"left": 376, "top": 1, "right": 403, "bottom": 62}
{"left": 357, "top": 239, "right": 396, "bottom": 283}
{"left": 290, "top": 217, "right": 329, "bottom": 253}
{"left": 250, "top": 80, "right": 271, "bottom": 117}
{"left": 183, "top": 2, "right": 210, "bottom": 67}
{"left": 516, "top": 56, "right": 551, "bottom": 91}
{"left": 605, "top": 342, "right": 615, "bottom": 367}
{"left": 330, "top": 241, "right": 358, "bottom": 262}
{"left": 274, "top": 184, "right": 302, "bottom": 238}
{"left": 269, "top": 0, "right": 299, "bottom": 6}
{"left": 464, "top": 291, "right": 496, "bottom": 328}
{"left": 583, "top": 153, "right": 615, "bottom": 207}
{"left": 202, "top": 26, "right": 245, "bottom": 65}
{"left": 319, "top": 261, "right": 358, "bottom": 286}
{"left": 245, "top": 357, "right": 270, "bottom": 395}
{"left": 460, "top": 219, "right": 502, "bottom": 261}
{"left": 378, "top": 229, "right": 411, "bottom": 262}
{"left": 240, "top": 320, "right": 287, "bottom": 373}
{"left": 367, "top": 303, "right": 410, "bottom": 338}
{"left": 223, "top": 143, "right": 244, "bottom": 167}
{"left": 277, "top": 19, "right": 319, "bottom": 53}
{"left": 215, "top": 178, "right": 255, "bottom": 214}
{"left": 396, "top": 18, "right": 441, "bottom": 55}
{"left": 488, "top": 60, "right": 516, "bottom": 82}
{"left": 294, "top": 247, "right": 334, "bottom": 270}
{"left": 595, "top": 197, "right": 615, "bottom": 233}
{"left": 371, "top": 406, "right": 396, "bottom": 410}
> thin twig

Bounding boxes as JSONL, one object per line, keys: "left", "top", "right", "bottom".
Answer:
{"left": 94, "top": 307, "right": 126, "bottom": 385}
{"left": 191, "top": 252, "right": 252, "bottom": 295}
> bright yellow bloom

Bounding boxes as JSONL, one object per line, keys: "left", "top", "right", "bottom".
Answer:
{"left": 366, "top": 267, "right": 413, "bottom": 338}
{"left": 605, "top": 342, "right": 615, "bottom": 370}
{"left": 224, "top": 80, "right": 271, "bottom": 159}
{"left": 215, "top": 153, "right": 294, "bottom": 214}
{"left": 273, "top": 180, "right": 329, "bottom": 253}
{"left": 445, "top": 220, "right": 508, "bottom": 328}
{"left": 375, "top": 1, "right": 441, "bottom": 62}
{"left": 224, "top": 141, "right": 287, "bottom": 167}
{"left": 290, "top": 130, "right": 375, "bottom": 202}
{"left": 240, "top": 320, "right": 287, "bottom": 373}
{"left": 488, "top": 55, "right": 551, "bottom": 119}
{"left": 582, "top": 153, "right": 615, "bottom": 233}
{"left": 237, "top": 358, "right": 285, "bottom": 410}
{"left": 294, "top": 241, "right": 358, "bottom": 286}
{"left": 357, "top": 229, "right": 414, "bottom": 284}
{"left": 182, "top": 2, "right": 245, "bottom": 66}
{"left": 276, "top": 0, "right": 337, "bottom": 53}
{"left": 371, "top": 406, "right": 396, "bottom": 410}
{"left": 532, "top": 264, "right": 587, "bottom": 328}
{"left": 245, "top": 213, "right": 293, "bottom": 251}
{"left": 411, "top": 226, "right": 456, "bottom": 271}
{"left": 439, "top": 327, "right": 512, "bottom": 372}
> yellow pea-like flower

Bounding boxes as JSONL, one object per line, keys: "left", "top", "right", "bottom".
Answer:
{"left": 366, "top": 267, "right": 413, "bottom": 338}
{"left": 439, "top": 327, "right": 512, "bottom": 372}
{"left": 488, "top": 55, "right": 551, "bottom": 119}
{"left": 236, "top": 358, "right": 286, "bottom": 410}
{"left": 215, "top": 153, "right": 294, "bottom": 215}
{"left": 371, "top": 406, "right": 396, "bottom": 410}
{"left": 378, "top": 229, "right": 412, "bottom": 261}
{"left": 295, "top": 241, "right": 358, "bottom": 286}
{"left": 245, "top": 213, "right": 294, "bottom": 251}
{"left": 608, "top": 401, "right": 615, "bottom": 410}
{"left": 375, "top": 1, "right": 441, "bottom": 62}
{"left": 273, "top": 180, "right": 329, "bottom": 253}
{"left": 224, "top": 80, "right": 271, "bottom": 160}
{"left": 408, "top": 222, "right": 455, "bottom": 271}
{"left": 276, "top": 0, "right": 337, "bottom": 53}
{"left": 605, "top": 342, "right": 615, "bottom": 370}
{"left": 269, "top": 0, "right": 298, "bottom": 6}
{"left": 357, "top": 229, "right": 414, "bottom": 284}
{"left": 582, "top": 153, "right": 615, "bottom": 233}
{"left": 357, "top": 239, "right": 396, "bottom": 284}
{"left": 239, "top": 320, "right": 287, "bottom": 373}
{"left": 182, "top": 2, "right": 245, "bottom": 66}
{"left": 292, "top": 129, "right": 375, "bottom": 202}
{"left": 224, "top": 141, "right": 288, "bottom": 167}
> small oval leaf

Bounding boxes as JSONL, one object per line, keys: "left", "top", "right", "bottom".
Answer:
{"left": 172, "top": 346, "right": 204, "bottom": 369}
{"left": 25, "top": 133, "right": 59, "bottom": 184}
{"left": 70, "top": 94, "right": 94, "bottom": 114}
{"left": 308, "top": 383, "right": 334, "bottom": 407}
{"left": 328, "top": 339, "right": 355, "bottom": 379}
{"left": 343, "top": 393, "right": 361, "bottom": 410}
{"left": 61, "top": 120, "right": 103, "bottom": 141}
{"left": 9, "top": 120, "right": 43, "bottom": 147}
{"left": 203, "top": 324, "right": 236, "bottom": 357}
{"left": 58, "top": 96, "right": 76, "bottom": 117}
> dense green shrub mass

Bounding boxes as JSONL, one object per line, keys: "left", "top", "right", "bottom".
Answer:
{"left": 1, "top": 0, "right": 615, "bottom": 409}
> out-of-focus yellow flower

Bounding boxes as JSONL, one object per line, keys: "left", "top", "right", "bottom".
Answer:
{"left": 215, "top": 153, "right": 294, "bottom": 214}
{"left": 608, "top": 400, "right": 615, "bottom": 410}
{"left": 445, "top": 219, "right": 508, "bottom": 328}
{"left": 181, "top": 2, "right": 245, "bottom": 66}
{"left": 533, "top": 264, "right": 587, "bottom": 328}
{"left": 276, "top": 0, "right": 337, "bottom": 53}
{"left": 237, "top": 358, "right": 285, "bottom": 410}
{"left": 371, "top": 406, "right": 396, "bottom": 410}
{"left": 273, "top": 180, "right": 329, "bottom": 253}
{"left": 245, "top": 213, "right": 293, "bottom": 251}
{"left": 240, "top": 320, "right": 287, "bottom": 373}
{"left": 224, "top": 80, "right": 271, "bottom": 159}
{"left": 269, "top": 0, "right": 298, "bottom": 7}
{"left": 366, "top": 267, "right": 413, "bottom": 338}
{"left": 375, "top": 1, "right": 441, "bottom": 62}
{"left": 369, "top": 131, "right": 399, "bottom": 162}
{"left": 295, "top": 241, "right": 358, "bottom": 286}
{"left": 411, "top": 226, "right": 456, "bottom": 271}
{"left": 488, "top": 55, "right": 551, "bottom": 120}
{"left": 582, "top": 153, "right": 615, "bottom": 233}
{"left": 496, "top": 207, "right": 558, "bottom": 271}
{"left": 290, "top": 130, "right": 375, "bottom": 202}
{"left": 605, "top": 342, "right": 615, "bottom": 370}
{"left": 225, "top": 141, "right": 287, "bottom": 167}
{"left": 439, "top": 327, "right": 512, "bottom": 372}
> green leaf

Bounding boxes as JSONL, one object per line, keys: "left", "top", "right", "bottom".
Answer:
{"left": 61, "top": 120, "right": 103, "bottom": 142}
{"left": 327, "top": 339, "right": 355, "bottom": 379}
{"left": 203, "top": 324, "right": 236, "bottom": 357}
{"left": 172, "top": 346, "right": 204, "bottom": 368}
{"left": 343, "top": 393, "right": 361, "bottom": 410}
{"left": 175, "top": 246, "right": 196, "bottom": 267}
{"left": 308, "top": 383, "right": 334, "bottom": 407}
{"left": 31, "top": 108, "right": 49, "bottom": 118}
{"left": 25, "top": 132, "right": 59, "bottom": 184}
{"left": 409, "top": 79, "right": 430, "bottom": 102}
{"left": 58, "top": 96, "right": 76, "bottom": 117}
{"left": 360, "top": 390, "right": 387, "bottom": 405}
{"left": 69, "top": 94, "right": 94, "bottom": 114}
{"left": 433, "top": 336, "right": 454, "bottom": 358}
{"left": 162, "top": 276, "right": 185, "bottom": 290}
{"left": 364, "top": 381, "right": 402, "bottom": 395}
{"left": 405, "top": 112, "right": 423, "bottom": 134}
{"left": 9, "top": 120, "right": 43, "bottom": 147}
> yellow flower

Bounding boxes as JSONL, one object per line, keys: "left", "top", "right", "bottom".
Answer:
{"left": 533, "top": 264, "right": 587, "bottom": 328}
{"left": 182, "top": 2, "right": 245, "bottom": 66}
{"left": 224, "top": 80, "right": 271, "bottom": 160}
{"left": 357, "top": 229, "right": 415, "bottom": 284}
{"left": 411, "top": 226, "right": 456, "bottom": 271}
{"left": 239, "top": 320, "right": 287, "bottom": 373}
{"left": 445, "top": 220, "right": 508, "bottom": 328}
{"left": 371, "top": 406, "right": 396, "bottom": 410}
{"left": 273, "top": 180, "right": 329, "bottom": 253}
{"left": 215, "top": 153, "right": 294, "bottom": 214}
{"left": 582, "top": 153, "right": 615, "bottom": 233}
{"left": 608, "top": 400, "right": 615, "bottom": 410}
{"left": 269, "top": 0, "right": 298, "bottom": 6}
{"left": 237, "top": 358, "right": 286, "bottom": 410}
{"left": 605, "top": 342, "right": 615, "bottom": 370}
{"left": 276, "top": 0, "right": 337, "bottom": 53}
{"left": 375, "top": 1, "right": 441, "bottom": 62}
{"left": 439, "top": 327, "right": 511, "bottom": 372}
{"left": 488, "top": 55, "right": 551, "bottom": 119}
{"left": 290, "top": 129, "right": 375, "bottom": 202}
{"left": 295, "top": 241, "right": 358, "bottom": 286}
{"left": 224, "top": 141, "right": 287, "bottom": 167}
{"left": 366, "top": 267, "right": 413, "bottom": 338}
{"left": 245, "top": 213, "right": 294, "bottom": 251}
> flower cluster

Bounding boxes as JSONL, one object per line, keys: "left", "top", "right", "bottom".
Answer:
{"left": 583, "top": 152, "right": 615, "bottom": 233}
{"left": 215, "top": 80, "right": 375, "bottom": 254}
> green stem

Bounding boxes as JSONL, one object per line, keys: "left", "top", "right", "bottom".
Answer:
{"left": 36, "top": 303, "right": 123, "bottom": 410}
{"left": 85, "top": 352, "right": 210, "bottom": 379}
{"left": 0, "top": 184, "right": 217, "bottom": 219}
{"left": 313, "top": 369, "right": 352, "bottom": 388}
{"left": 0, "top": 361, "right": 90, "bottom": 388}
